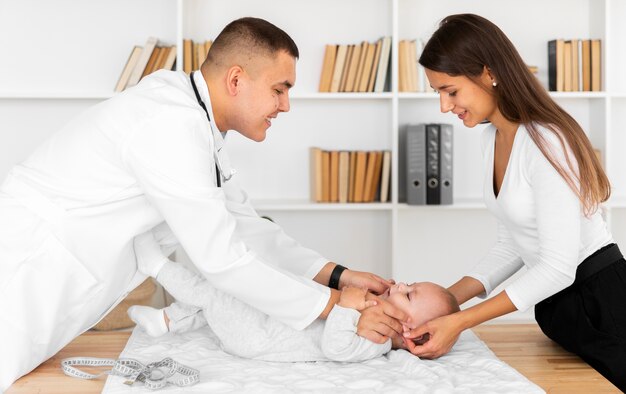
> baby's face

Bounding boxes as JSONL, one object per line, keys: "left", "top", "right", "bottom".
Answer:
{"left": 385, "top": 282, "right": 446, "bottom": 329}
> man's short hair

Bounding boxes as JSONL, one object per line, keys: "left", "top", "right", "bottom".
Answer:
{"left": 206, "top": 17, "right": 299, "bottom": 69}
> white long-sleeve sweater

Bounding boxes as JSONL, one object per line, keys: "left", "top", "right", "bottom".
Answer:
{"left": 467, "top": 123, "right": 612, "bottom": 311}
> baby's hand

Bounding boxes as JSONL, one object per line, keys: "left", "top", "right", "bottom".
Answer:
{"left": 338, "top": 287, "right": 377, "bottom": 311}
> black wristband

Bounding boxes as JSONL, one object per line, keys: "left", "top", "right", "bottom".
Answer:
{"left": 328, "top": 264, "right": 347, "bottom": 290}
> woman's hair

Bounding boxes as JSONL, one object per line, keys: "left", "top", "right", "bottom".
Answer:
{"left": 419, "top": 13, "right": 610, "bottom": 215}
{"left": 204, "top": 17, "right": 299, "bottom": 70}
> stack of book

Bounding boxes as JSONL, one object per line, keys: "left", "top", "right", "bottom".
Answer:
{"left": 183, "top": 39, "right": 213, "bottom": 74}
{"left": 114, "top": 37, "right": 177, "bottom": 92}
{"left": 398, "top": 39, "right": 424, "bottom": 92}
{"left": 548, "top": 39, "right": 601, "bottom": 92}
{"left": 310, "top": 148, "right": 391, "bottom": 203}
{"left": 318, "top": 37, "right": 391, "bottom": 93}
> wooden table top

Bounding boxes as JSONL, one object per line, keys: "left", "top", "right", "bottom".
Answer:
{"left": 6, "top": 324, "right": 620, "bottom": 393}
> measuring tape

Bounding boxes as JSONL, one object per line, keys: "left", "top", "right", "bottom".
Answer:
{"left": 61, "top": 357, "right": 199, "bottom": 390}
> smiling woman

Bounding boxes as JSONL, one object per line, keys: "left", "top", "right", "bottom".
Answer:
{"left": 401, "top": 13, "right": 626, "bottom": 392}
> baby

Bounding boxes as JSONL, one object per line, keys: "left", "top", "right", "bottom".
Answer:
{"left": 129, "top": 232, "right": 459, "bottom": 362}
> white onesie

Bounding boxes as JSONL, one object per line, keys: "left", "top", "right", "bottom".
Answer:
{"left": 154, "top": 261, "right": 391, "bottom": 363}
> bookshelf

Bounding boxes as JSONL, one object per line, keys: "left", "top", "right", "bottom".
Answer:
{"left": 1, "top": 0, "right": 625, "bottom": 322}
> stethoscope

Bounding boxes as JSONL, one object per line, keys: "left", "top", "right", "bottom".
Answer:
{"left": 190, "top": 71, "right": 233, "bottom": 187}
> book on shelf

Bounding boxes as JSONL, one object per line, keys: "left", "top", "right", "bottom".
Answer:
{"left": 548, "top": 38, "right": 601, "bottom": 92}
{"left": 114, "top": 46, "right": 142, "bottom": 93}
{"left": 373, "top": 36, "right": 391, "bottom": 93}
{"left": 114, "top": 41, "right": 179, "bottom": 92}
{"left": 358, "top": 43, "right": 375, "bottom": 92}
{"left": 310, "top": 148, "right": 391, "bottom": 203}
{"left": 362, "top": 151, "right": 377, "bottom": 203}
{"left": 183, "top": 39, "right": 213, "bottom": 73}
{"left": 591, "top": 39, "right": 601, "bottom": 91}
{"left": 127, "top": 37, "right": 159, "bottom": 88}
{"left": 142, "top": 46, "right": 162, "bottom": 79}
{"left": 338, "top": 151, "right": 350, "bottom": 203}
{"left": 367, "top": 38, "right": 382, "bottom": 92}
{"left": 353, "top": 151, "right": 368, "bottom": 202}
{"left": 571, "top": 39, "right": 580, "bottom": 92}
{"left": 409, "top": 40, "right": 421, "bottom": 92}
{"left": 563, "top": 41, "right": 572, "bottom": 92}
{"left": 318, "top": 44, "right": 337, "bottom": 92}
{"left": 193, "top": 42, "right": 200, "bottom": 71}
{"left": 348, "top": 151, "right": 357, "bottom": 202}
{"left": 329, "top": 44, "right": 348, "bottom": 93}
{"left": 368, "top": 151, "right": 384, "bottom": 201}
{"left": 344, "top": 43, "right": 362, "bottom": 92}
{"left": 321, "top": 150, "right": 330, "bottom": 202}
{"left": 581, "top": 39, "right": 591, "bottom": 91}
{"left": 398, "top": 39, "right": 421, "bottom": 92}
{"left": 379, "top": 151, "right": 391, "bottom": 203}
{"left": 352, "top": 41, "right": 368, "bottom": 92}
{"left": 330, "top": 150, "right": 339, "bottom": 202}
{"left": 162, "top": 46, "right": 177, "bottom": 71}
{"left": 310, "top": 147, "right": 323, "bottom": 202}
{"left": 318, "top": 37, "right": 392, "bottom": 93}
{"left": 338, "top": 45, "right": 354, "bottom": 92}
{"left": 154, "top": 47, "right": 168, "bottom": 73}
{"left": 183, "top": 39, "right": 193, "bottom": 74}
{"left": 398, "top": 40, "right": 407, "bottom": 92}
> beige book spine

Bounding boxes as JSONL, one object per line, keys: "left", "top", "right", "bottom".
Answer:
{"left": 310, "top": 147, "right": 323, "bottom": 202}
{"left": 367, "top": 39, "right": 383, "bottom": 92}
{"left": 330, "top": 150, "right": 339, "bottom": 202}
{"left": 114, "top": 46, "right": 142, "bottom": 92}
{"left": 318, "top": 45, "right": 337, "bottom": 92}
{"left": 379, "top": 150, "right": 391, "bottom": 202}
{"left": 348, "top": 151, "right": 357, "bottom": 202}
{"left": 183, "top": 39, "right": 193, "bottom": 74}
{"left": 338, "top": 151, "right": 350, "bottom": 203}
{"left": 330, "top": 45, "right": 348, "bottom": 93}
{"left": 353, "top": 151, "right": 368, "bottom": 202}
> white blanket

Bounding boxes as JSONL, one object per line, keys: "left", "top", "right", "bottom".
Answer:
{"left": 102, "top": 326, "right": 544, "bottom": 393}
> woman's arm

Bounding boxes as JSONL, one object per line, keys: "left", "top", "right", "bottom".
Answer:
{"left": 447, "top": 276, "right": 487, "bottom": 305}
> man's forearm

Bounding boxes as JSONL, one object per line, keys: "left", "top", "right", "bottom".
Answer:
{"left": 313, "top": 262, "right": 337, "bottom": 287}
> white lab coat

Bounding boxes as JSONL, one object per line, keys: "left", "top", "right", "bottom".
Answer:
{"left": 0, "top": 70, "right": 330, "bottom": 391}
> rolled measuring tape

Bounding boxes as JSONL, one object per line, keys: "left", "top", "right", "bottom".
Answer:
{"left": 61, "top": 357, "right": 199, "bottom": 390}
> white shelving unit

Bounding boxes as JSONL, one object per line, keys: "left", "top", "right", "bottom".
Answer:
{"left": 1, "top": 0, "right": 625, "bottom": 321}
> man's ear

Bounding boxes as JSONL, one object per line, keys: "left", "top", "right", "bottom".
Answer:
{"left": 225, "top": 65, "right": 244, "bottom": 96}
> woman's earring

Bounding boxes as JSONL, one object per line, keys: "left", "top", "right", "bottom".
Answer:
{"left": 492, "top": 81, "right": 498, "bottom": 87}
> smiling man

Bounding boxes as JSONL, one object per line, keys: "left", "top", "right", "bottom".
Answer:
{"left": 202, "top": 22, "right": 295, "bottom": 142}
{"left": 0, "top": 17, "right": 408, "bottom": 390}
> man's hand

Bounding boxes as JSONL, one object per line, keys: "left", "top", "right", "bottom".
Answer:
{"left": 356, "top": 294, "right": 409, "bottom": 344}
{"left": 338, "top": 287, "right": 377, "bottom": 311}
{"left": 340, "top": 269, "right": 395, "bottom": 295}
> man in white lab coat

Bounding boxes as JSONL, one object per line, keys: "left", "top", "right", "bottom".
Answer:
{"left": 0, "top": 17, "right": 407, "bottom": 390}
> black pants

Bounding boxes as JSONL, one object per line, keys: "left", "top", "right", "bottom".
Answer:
{"left": 535, "top": 243, "right": 626, "bottom": 392}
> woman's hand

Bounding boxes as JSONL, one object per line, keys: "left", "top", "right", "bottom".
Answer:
{"left": 356, "top": 293, "right": 409, "bottom": 344}
{"left": 403, "top": 291, "right": 518, "bottom": 358}
{"left": 340, "top": 269, "right": 395, "bottom": 295}
{"left": 402, "top": 313, "right": 463, "bottom": 359}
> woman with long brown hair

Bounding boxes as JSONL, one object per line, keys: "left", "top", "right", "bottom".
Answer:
{"left": 402, "top": 13, "right": 625, "bottom": 390}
